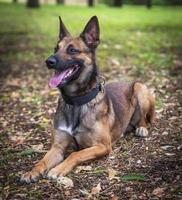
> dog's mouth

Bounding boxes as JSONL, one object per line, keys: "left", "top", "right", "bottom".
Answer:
{"left": 49, "top": 64, "right": 81, "bottom": 88}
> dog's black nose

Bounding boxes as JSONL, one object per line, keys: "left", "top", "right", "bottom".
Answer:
{"left": 46, "top": 55, "right": 57, "bottom": 68}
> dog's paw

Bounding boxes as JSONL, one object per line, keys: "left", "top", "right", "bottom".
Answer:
{"left": 20, "top": 170, "right": 41, "bottom": 184}
{"left": 47, "top": 163, "right": 70, "bottom": 179}
{"left": 135, "top": 127, "right": 148, "bottom": 137}
{"left": 47, "top": 167, "right": 62, "bottom": 179}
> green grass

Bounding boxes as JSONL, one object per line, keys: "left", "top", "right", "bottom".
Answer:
{"left": 0, "top": 2, "right": 182, "bottom": 74}
{"left": 121, "top": 173, "right": 146, "bottom": 181}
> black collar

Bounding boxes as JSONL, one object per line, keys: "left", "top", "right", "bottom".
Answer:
{"left": 61, "top": 83, "right": 102, "bottom": 106}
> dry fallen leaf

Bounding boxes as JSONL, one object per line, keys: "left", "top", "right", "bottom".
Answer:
{"left": 79, "top": 189, "right": 90, "bottom": 196}
{"left": 160, "top": 144, "right": 174, "bottom": 150}
{"left": 111, "top": 195, "right": 119, "bottom": 200}
{"left": 91, "top": 183, "right": 101, "bottom": 194}
{"left": 165, "top": 153, "right": 175, "bottom": 156}
{"left": 108, "top": 168, "right": 118, "bottom": 180}
{"left": 11, "top": 91, "right": 20, "bottom": 99}
{"left": 110, "top": 58, "right": 120, "bottom": 66}
{"left": 31, "top": 144, "right": 44, "bottom": 152}
{"left": 125, "top": 186, "right": 133, "bottom": 192}
{"left": 75, "top": 165, "right": 92, "bottom": 173}
{"left": 152, "top": 187, "right": 165, "bottom": 197}
{"left": 57, "top": 176, "right": 74, "bottom": 188}
{"left": 162, "top": 131, "right": 168, "bottom": 136}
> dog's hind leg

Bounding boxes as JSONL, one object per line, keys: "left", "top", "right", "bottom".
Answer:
{"left": 133, "top": 82, "right": 155, "bottom": 137}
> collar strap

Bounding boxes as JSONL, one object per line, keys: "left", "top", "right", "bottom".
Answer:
{"left": 62, "top": 83, "right": 102, "bottom": 106}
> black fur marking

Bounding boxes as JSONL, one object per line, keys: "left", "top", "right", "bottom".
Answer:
{"left": 71, "top": 106, "right": 81, "bottom": 131}
{"left": 72, "top": 136, "right": 80, "bottom": 151}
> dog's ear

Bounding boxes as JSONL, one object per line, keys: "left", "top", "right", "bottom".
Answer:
{"left": 59, "top": 16, "right": 70, "bottom": 40}
{"left": 80, "top": 16, "right": 100, "bottom": 49}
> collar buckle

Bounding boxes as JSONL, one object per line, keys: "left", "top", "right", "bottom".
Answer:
{"left": 97, "top": 75, "right": 105, "bottom": 93}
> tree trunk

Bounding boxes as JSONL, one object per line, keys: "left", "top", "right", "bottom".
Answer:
{"left": 27, "top": 0, "right": 40, "bottom": 8}
{"left": 88, "top": 0, "right": 94, "bottom": 7}
{"left": 57, "top": 0, "right": 64, "bottom": 4}
{"left": 146, "top": 0, "right": 152, "bottom": 9}
{"left": 113, "top": 0, "right": 123, "bottom": 7}
{"left": 13, "top": 0, "right": 17, "bottom": 3}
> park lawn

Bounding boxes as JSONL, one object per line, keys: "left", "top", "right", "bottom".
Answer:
{"left": 0, "top": 2, "right": 182, "bottom": 75}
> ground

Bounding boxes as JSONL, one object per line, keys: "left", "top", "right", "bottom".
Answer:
{"left": 0, "top": 3, "right": 182, "bottom": 200}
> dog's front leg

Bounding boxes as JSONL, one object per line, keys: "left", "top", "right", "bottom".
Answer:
{"left": 47, "top": 143, "right": 111, "bottom": 178}
{"left": 20, "top": 131, "right": 71, "bottom": 183}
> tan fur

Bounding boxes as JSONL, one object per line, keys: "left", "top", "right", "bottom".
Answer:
{"left": 134, "top": 82, "right": 155, "bottom": 127}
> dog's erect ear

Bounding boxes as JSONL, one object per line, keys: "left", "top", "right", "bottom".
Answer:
{"left": 59, "top": 16, "right": 70, "bottom": 40}
{"left": 80, "top": 16, "right": 100, "bottom": 49}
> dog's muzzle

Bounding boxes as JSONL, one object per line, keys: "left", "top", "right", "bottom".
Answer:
{"left": 46, "top": 55, "right": 84, "bottom": 88}
{"left": 46, "top": 55, "right": 84, "bottom": 71}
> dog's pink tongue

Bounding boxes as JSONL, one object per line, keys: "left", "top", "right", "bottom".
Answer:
{"left": 49, "top": 70, "right": 68, "bottom": 88}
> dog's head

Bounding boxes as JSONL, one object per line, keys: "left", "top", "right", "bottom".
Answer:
{"left": 46, "top": 16, "right": 100, "bottom": 91}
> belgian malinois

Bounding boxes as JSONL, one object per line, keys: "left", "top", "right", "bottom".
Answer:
{"left": 21, "top": 16, "right": 155, "bottom": 183}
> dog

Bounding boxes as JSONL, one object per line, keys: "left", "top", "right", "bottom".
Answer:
{"left": 21, "top": 16, "right": 155, "bottom": 183}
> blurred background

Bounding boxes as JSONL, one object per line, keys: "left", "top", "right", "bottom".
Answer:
{"left": 0, "top": 0, "right": 182, "bottom": 199}
{"left": 0, "top": 0, "right": 181, "bottom": 80}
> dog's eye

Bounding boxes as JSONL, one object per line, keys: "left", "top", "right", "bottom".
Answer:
{"left": 67, "top": 45, "right": 79, "bottom": 55}
{"left": 70, "top": 48, "right": 77, "bottom": 53}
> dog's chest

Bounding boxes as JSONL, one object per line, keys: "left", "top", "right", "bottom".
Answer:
{"left": 55, "top": 104, "right": 87, "bottom": 136}
{"left": 58, "top": 124, "right": 74, "bottom": 135}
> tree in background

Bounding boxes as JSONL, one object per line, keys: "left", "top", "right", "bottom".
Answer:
{"left": 146, "top": 0, "right": 152, "bottom": 8}
{"left": 27, "top": 0, "right": 40, "bottom": 8}
{"left": 57, "top": 0, "right": 64, "bottom": 4}
{"left": 164, "top": 0, "right": 182, "bottom": 5}
{"left": 126, "top": 0, "right": 182, "bottom": 6}
{"left": 13, "top": 0, "right": 17, "bottom": 3}
{"left": 88, "top": 0, "right": 94, "bottom": 7}
{"left": 113, "top": 0, "right": 123, "bottom": 7}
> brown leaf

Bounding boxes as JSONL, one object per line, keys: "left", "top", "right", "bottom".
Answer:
{"left": 91, "top": 183, "right": 101, "bottom": 194}
{"left": 75, "top": 165, "right": 92, "bottom": 173}
{"left": 152, "top": 187, "right": 165, "bottom": 197}
{"left": 31, "top": 144, "right": 44, "bottom": 152}
{"left": 111, "top": 195, "right": 119, "bottom": 200}
{"left": 57, "top": 176, "right": 74, "bottom": 188}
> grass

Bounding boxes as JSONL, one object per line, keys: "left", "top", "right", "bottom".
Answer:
{"left": 0, "top": 2, "right": 182, "bottom": 75}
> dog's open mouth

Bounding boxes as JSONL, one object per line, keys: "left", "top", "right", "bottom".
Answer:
{"left": 49, "top": 64, "right": 80, "bottom": 88}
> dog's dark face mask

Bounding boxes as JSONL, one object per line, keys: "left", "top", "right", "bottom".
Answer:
{"left": 45, "top": 16, "right": 100, "bottom": 89}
